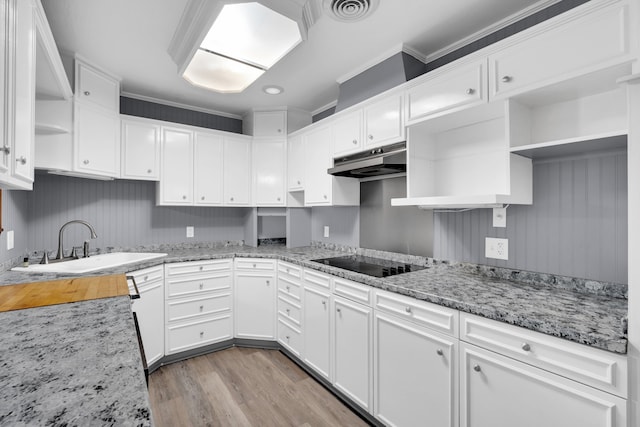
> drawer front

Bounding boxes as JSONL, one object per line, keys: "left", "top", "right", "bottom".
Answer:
{"left": 277, "top": 294, "right": 302, "bottom": 326}
{"left": 278, "top": 317, "right": 303, "bottom": 357}
{"left": 278, "top": 261, "right": 302, "bottom": 280}
{"left": 489, "top": 3, "right": 630, "bottom": 99}
{"left": 334, "top": 277, "right": 371, "bottom": 306}
{"left": 407, "top": 58, "right": 486, "bottom": 123}
{"left": 167, "top": 292, "right": 232, "bottom": 322}
{"left": 166, "top": 314, "right": 233, "bottom": 354}
{"left": 460, "top": 313, "right": 628, "bottom": 398}
{"left": 375, "top": 289, "right": 458, "bottom": 337}
{"left": 166, "top": 274, "right": 232, "bottom": 298}
{"left": 235, "top": 258, "right": 276, "bottom": 271}
{"left": 166, "top": 259, "right": 232, "bottom": 277}
{"left": 278, "top": 275, "right": 302, "bottom": 302}
{"left": 127, "top": 265, "right": 163, "bottom": 292}
{"left": 303, "top": 268, "right": 332, "bottom": 291}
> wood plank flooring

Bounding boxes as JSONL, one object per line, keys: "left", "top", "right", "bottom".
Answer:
{"left": 148, "top": 347, "right": 371, "bottom": 427}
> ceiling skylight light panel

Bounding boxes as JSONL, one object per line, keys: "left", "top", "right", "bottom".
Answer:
{"left": 183, "top": 49, "right": 265, "bottom": 93}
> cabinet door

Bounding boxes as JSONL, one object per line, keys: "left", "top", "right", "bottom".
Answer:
{"left": 333, "top": 296, "right": 372, "bottom": 411}
{"left": 234, "top": 273, "right": 276, "bottom": 339}
{"left": 363, "top": 95, "right": 403, "bottom": 148}
{"left": 223, "top": 136, "right": 251, "bottom": 205}
{"left": 287, "top": 134, "right": 304, "bottom": 191}
{"left": 489, "top": 3, "right": 630, "bottom": 99}
{"left": 332, "top": 111, "right": 362, "bottom": 157}
{"left": 303, "top": 286, "right": 331, "bottom": 379}
{"left": 374, "top": 312, "right": 458, "bottom": 427}
{"left": 130, "top": 275, "right": 164, "bottom": 366}
{"left": 253, "top": 138, "right": 285, "bottom": 206}
{"left": 304, "top": 126, "right": 332, "bottom": 205}
{"left": 460, "top": 343, "right": 627, "bottom": 427}
{"left": 75, "top": 60, "right": 119, "bottom": 111}
{"left": 194, "top": 132, "right": 223, "bottom": 206}
{"left": 120, "top": 118, "right": 160, "bottom": 181}
{"left": 74, "top": 102, "right": 120, "bottom": 177}
{"left": 158, "top": 126, "right": 193, "bottom": 205}
{"left": 406, "top": 58, "right": 486, "bottom": 123}
{"left": 252, "top": 111, "right": 286, "bottom": 137}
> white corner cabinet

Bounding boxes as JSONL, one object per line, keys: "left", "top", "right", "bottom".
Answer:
{"left": 234, "top": 258, "right": 277, "bottom": 340}
{"left": 252, "top": 138, "right": 285, "bottom": 206}
{"left": 128, "top": 265, "right": 165, "bottom": 366}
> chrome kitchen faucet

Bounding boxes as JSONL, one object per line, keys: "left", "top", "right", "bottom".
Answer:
{"left": 55, "top": 220, "right": 98, "bottom": 260}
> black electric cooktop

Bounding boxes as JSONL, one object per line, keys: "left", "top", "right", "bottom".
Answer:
{"left": 311, "top": 255, "right": 427, "bottom": 278}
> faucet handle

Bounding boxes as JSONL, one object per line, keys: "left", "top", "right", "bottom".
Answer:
{"left": 70, "top": 247, "right": 81, "bottom": 259}
{"left": 83, "top": 240, "right": 90, "bottom": 258}
{"left": 39, "top": 252, "right": 50, "bottom": 265}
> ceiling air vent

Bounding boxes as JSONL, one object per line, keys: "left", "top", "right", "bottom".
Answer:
{"left": 324, "top": 0, "right": 380, "bottom": 22}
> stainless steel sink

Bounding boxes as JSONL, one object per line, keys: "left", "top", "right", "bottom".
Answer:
{"left": 12, "top": 252, "right": 167, "bottom": 274}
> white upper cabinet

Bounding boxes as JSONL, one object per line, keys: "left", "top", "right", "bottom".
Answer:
{"left": 363, "top": 94, "right": 404, "bottom": 148}
{"left": 252, "top": 138, "right": 285, "bottom": 206}
{"left": 223, "top": 135, "right": 251, "bottom": 205}
{"left": 251, "top": 111, "right": 286, "bottom": 137}
{"left": 157, "top": 126, "right": 193, "bottom": 205}
{"left": 75, "top": 60, "right": 119, "bottom": 111}
{"left": 120, "top": 116, "right": 160, "bottom": 181}
{"left": 194, "top": 131, "right": 224, "bottom": 206}
{"left": 489, "top": 2, "right": 633, "bottom": 100}
{"left": 406, "top": 58, "right": 487, "bottom": 124}
{"left": 287, "top": 134, "right": 304, "bottom": 192}
{"left": 0, "top": 0, "right": 36, "bottom": 190}
{"left": 332, "top": 111, "right": 363, "bottom": 157}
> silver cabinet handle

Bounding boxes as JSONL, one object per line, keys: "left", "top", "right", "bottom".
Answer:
{"left": 286, "top": 286, "right": 290, "bottom": 292}
{"left": 201, "top": 196, "right": 205, "bottom": 200}
{"left": 277, "top": 129, "right": 282, "bottom": 133}
{"left": 286, "top": 308, "right": 290, "bottom": 315}
{"left": 522, "top": 343, "right": 531, "bottom": 352}
{"left": 253, "top": 263, "right": 256, "bottom": 268}
{"left": 297, "top": 180, "right": 301, "bottom": 185}
{"left": 84, "top": 90, "right": 90, "bottom": 96}
{"left": 147, "top": 169, "right": 152, "bottom": 174}
{"left": 144, "top": 275, "right": 149, "bottom": 281}
{"left": 200, "top": 331, "right": 204, "bottom": 338}
{"left": 436, "top": 349, "right": 444, "bottom": 356}
{"left": 368, "top": 135, "right": 374, "bottom": 140}
{"left": 199, "top": 305, "right": 204, "bottom": 312}
{"left": 230, "top": 197, "right": 234, "bottom": 202}
{"left": 352, "top": 139, "right": 358, "bottom": 145}
{"left": 277, "top": 197, "right": 281, "bottom": 201}
{"left": 199, "top": 283, "right": 203, "bottom": 289}
{"left": 323, "top": 195, "right": 328, "bottom": 200}
{"left": 336, "top": 308, "right": 342, "bottom": 313}
{"left": 199, "top": 266, "right": 204, "bottom": 271}
{"left": 285, "top": 335, "right": 290, "bottom": 341}
{"left": 266, "top": 280, "right": 270, "bottom": 286}
{"left": 466, "top": 88, "right": 475, "bottom": 95}
{"left": 0, "top": 146, "right": 10, "bottom": 155}
{"left": 83, "top": 159, "right": 90, "bottom": 165}
{"left": 182, "top": 195, "right": 187, "bottom": 200}
{"left": 501, "top": 76, "right": 512, "bottom": 83}
{"left": 473, "top": 364, "right": 481, "bottom": 372}
{"left": 16, "top": 156, "right": 26, "bottom": 165}
{"left": 405, "top": 306, "right": 412, "bottom": 313}
{"left": 322, "top": 300, "right": 326, "bottom": 307}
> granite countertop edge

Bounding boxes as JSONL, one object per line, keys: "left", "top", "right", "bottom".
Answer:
{"left": 0, "top": 244, "right": 628, "bottom": 354}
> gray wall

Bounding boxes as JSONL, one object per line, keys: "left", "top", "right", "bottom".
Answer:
{"left": 26, "top": 174, "right": 250, "bottom": 254}
{"left": 434, "top": 150, "right": 628, "bottom": 284}
{"left": 0, "top": 190, "right": 29, "bottom": 264}
{"left": 311, "top": 206, "right": 359, "bottom": 247}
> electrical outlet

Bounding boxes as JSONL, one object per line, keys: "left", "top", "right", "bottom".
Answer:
{"left": 493, "top": 207, "right": 507, "bottom": 228}
{"left": 6, "top": 230, "right": 13, "bottom": 250}
{"left": 323, "top": 226, "right": 330, "bottom": 238}
{"left": 186, "top": 226, "right": 194, "bottom": 238}
{"left": 485, "top": 237, "right": 508, "bottom": 260}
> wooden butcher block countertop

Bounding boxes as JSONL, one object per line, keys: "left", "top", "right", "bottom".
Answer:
{"left": 0, "top": 274, "right": 129, "bottom": 312}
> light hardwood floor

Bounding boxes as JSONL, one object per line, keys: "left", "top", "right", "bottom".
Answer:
{"left": 148, "top": 347, "right": 371, "bottom": 427}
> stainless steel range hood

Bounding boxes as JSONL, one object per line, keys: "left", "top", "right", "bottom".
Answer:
{"left": 328, "top": 141, "right": 406, "bottom": 179}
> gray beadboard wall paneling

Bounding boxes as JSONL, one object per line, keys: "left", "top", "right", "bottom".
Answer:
{"left": 311, "top": 206, "right": 359, "bottom": 247}
{"left": 0, "top": 190, "right": 29, "bottom": 263}
{"left": 120, "top": 97, "right": 242, "bottom": 134}
{"left": 27, "top": 174, "right": 249, "bottom": 253}
{"left": 433, "top": 150, "right": 628, "bottom": 284}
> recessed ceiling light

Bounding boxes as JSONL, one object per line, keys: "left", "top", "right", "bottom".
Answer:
{"left": 263, "top": 85, "right": 284, "bottom": 95}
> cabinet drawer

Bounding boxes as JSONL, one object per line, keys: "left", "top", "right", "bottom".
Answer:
{"left": 334, "top": 277, "right": 371, "bottom": 306}
{"left": 76, "top": 61, "right": 119, "bottom": 111}
{"left": 166, "top": 314, "right": 233, "bottom": 354}
{"left": 127, "top": 265, "right": 164, "bottom": 292}
{"left": 166, "top": 274, "right": 232, "bottom": 298}
{"left": 278, "top": 261, "right": 302, "bottom": 280}
{"left": 278, "top": 275, "right": 302, "bottom": 302}
{"left": 406, "top": 58, "right": 486, "bottom": 123}
{"left": 165, "top": 259, "right": 232, "bottom": 277}
{"left": 235, "top": 258, "right": 276, "bottom": 271}
{"left": 167, "top": 292, "right": 232, "bottom": 322}
{"left": 278, "top": 317, "right": 303, "bottom": 358}
{"left": 489, "top": 3, "right": 631, "bottom": 99}
{"left": 303, "top": 268, "right": 332, "bottom": 291}
{"left": 460, "top": 313, "right": 628, "bottom": 398}
{"left": 375, "top": 289, "right": 458, "bottom": 337}
{"left": 277, "top": 294, "right": 301, "bottom": 326}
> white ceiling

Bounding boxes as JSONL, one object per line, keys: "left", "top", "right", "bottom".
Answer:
{"left": 41, "top": 0, "right": 553, "bottom": 119}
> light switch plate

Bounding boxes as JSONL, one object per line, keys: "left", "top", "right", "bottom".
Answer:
{"left": 485, "top": 237, "right": 508, "bottom": 260}
{"left": 6, "top": 230, "right": 14, "bottom": 250}
{"left": 186, "top": 226, "right": 194, "bottom": 238}
{"left": 493, "top": 207, "right": 507, "bottom": 227}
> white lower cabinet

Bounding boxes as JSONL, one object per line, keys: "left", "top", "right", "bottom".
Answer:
{"left": 128, "top": 265, "right": 165, "bottom": 366}
{"left": 277, "top": 262, "right": 303, "bottom": 356}
{"left": 164, "top": 259, "right": 233, "bottom": 355}
{"left": 333, "top": 295, "right": 373, "bottom": 412}
{"left": 374, "top": 311, "right": 458, "bottom": 427}
{"left": 460, "top": 342, "right": 626, "bottom": 427}
{"left": 303, "top": 284, "right": 331, "bottom": 379}
{"left": 234, "top": 258, "right": 276, "bottom": 340}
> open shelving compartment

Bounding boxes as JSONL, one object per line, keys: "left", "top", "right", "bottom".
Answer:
{"left": 392, "top": 100, "right": 533, "bottom": 209}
